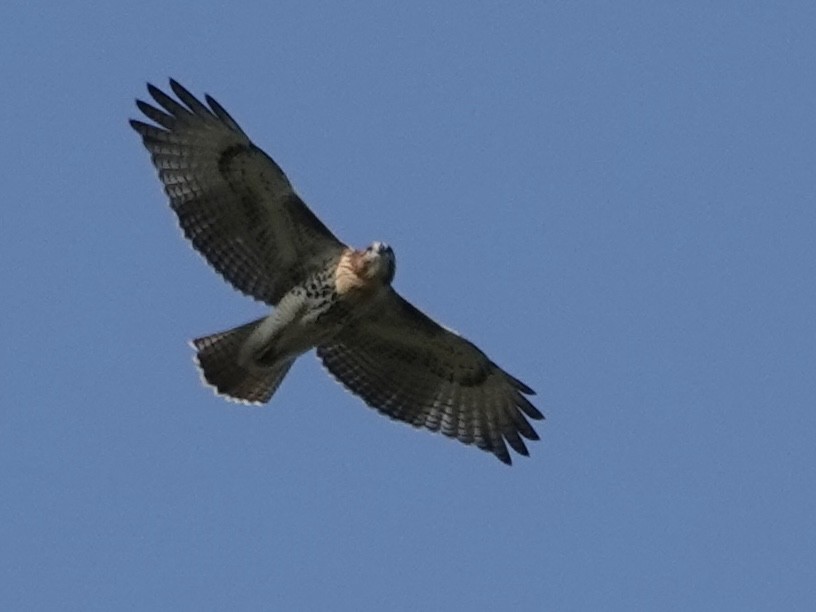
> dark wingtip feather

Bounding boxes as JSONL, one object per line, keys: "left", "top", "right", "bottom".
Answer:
{"left": 504, "top": 432, "right": 530, "bottom": 457}
{"left": 167, "top": 78, "right": 188, "bottom": 102}
{"left": 134, "top": 99, "right": 177, "bottom": 130}
{"left": 510, "top": 374, "right": 536, "bottom": 396}
{"left": 135, "top": 99, "right": 153, "bottom": 114}
{"left": 169, "top": 79, "right": 212, "bottom": 117}
{"left": 146, "top": 82, "right": 164, "bottom": 102}
{"left": 517, "top": 394, "right": 544, "bottom": 420}
{"left": 146, "top": 82, "right": 193, "bottom": 118}
{"left": 204, "top": 93, "right": 245, "bottom": 134}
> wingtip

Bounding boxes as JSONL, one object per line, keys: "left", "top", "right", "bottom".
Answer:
{"left": 496, "top": 453, "right": 513, "bottom": 466}
{"left": 146, "top": 82, "right": 163, "bottom": 99}
{"left": 135, "top": 99, "right": 156, "bottom": 116}
{"left": 517, "top": 378, "right": 537, "bottom": 396}
{"left": 517, "top": 393, "right": 544, "bottom": 421}
{"left": 505, "top": 434, "right": 530, "bottom": 457}
{"left": 168, "top": 78, "right": 191, "bottom": 100}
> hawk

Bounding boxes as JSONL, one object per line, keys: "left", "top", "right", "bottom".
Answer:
{"left": 130, "top": 80, "right": 543, "bottom": 464}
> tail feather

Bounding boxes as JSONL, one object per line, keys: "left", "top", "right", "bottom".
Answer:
{"left": 191, "top": 319, "right": 295, "bottom": 404}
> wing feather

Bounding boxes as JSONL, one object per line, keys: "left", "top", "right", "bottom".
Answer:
{"left": 317, "top": 290, "right": 542, "bottom": 465}
{"left": 169, "top": 79, "right": 220, "bottom": 121}
{"left": 130, "top": 80, "right": 344, "bottom": 304}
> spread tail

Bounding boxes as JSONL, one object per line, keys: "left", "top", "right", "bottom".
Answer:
{"left": 191, "top": 318, "right": 295, "bottom": 404}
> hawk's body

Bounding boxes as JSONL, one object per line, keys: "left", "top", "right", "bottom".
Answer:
{"left": 131, "top": 80, "right": 543, "bottom": 464}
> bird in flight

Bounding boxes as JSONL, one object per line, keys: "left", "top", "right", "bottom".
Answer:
{"left": 130, "top": 80, "right": 543, "bottom": 464}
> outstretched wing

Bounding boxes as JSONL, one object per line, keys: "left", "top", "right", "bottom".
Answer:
{"left": 130, "top": 79, "right": 344, "bottom": 305}
{"left": 317, "top": 290, "right": 543, "bottom": 465}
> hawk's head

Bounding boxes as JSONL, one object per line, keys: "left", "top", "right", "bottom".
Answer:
{"left": 361, "top": 241, "right": 396, "bottom": 285}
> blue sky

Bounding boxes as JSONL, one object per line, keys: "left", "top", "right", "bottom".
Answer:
{"left": 2, "top": 2, "right": 815, "bottom": 609}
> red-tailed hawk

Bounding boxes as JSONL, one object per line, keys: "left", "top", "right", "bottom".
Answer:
{"left": 130, "top": 80, "right": 543, "bottom": 464}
